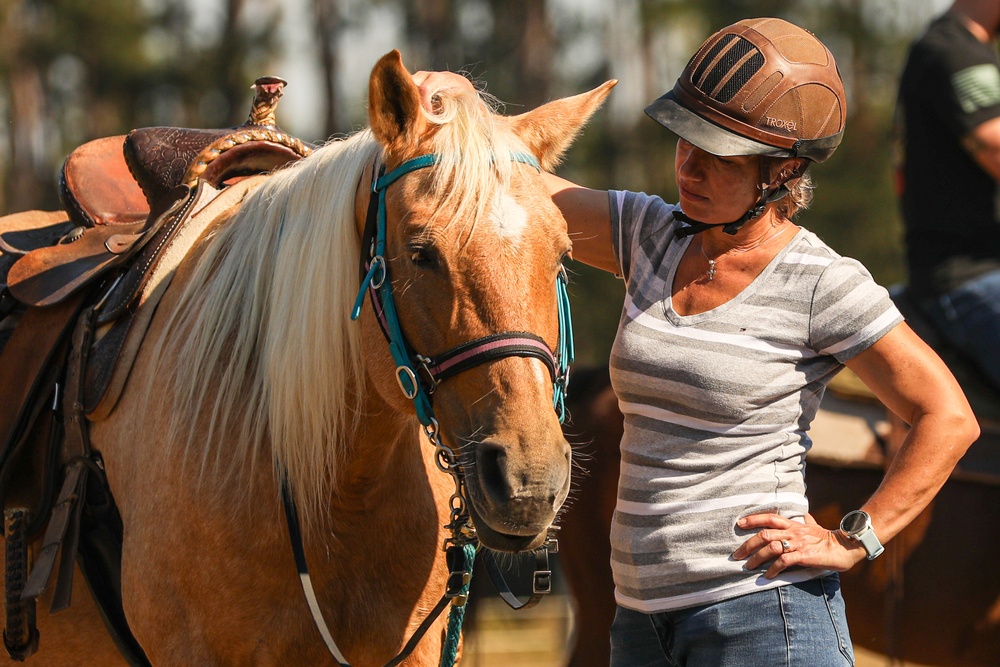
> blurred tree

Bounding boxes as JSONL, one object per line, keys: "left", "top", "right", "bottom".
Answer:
{"left": 396, "top": 0, "right": 555, "bottom": 107}
{"left": 0, "top": 0, "right": 281, "bottom": 213}
{"left": 0, "top": 0, "right": 151, "bottom": 211}
{"left": 312, "top": 0, "right": 343, "bottom": 138}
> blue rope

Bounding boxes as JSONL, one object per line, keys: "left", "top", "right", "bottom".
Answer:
{"left": 554, "top": 269, "right": 574, "bottom": 422}
{"left": 439, "top": 542, "right": 477, "bottom": 667}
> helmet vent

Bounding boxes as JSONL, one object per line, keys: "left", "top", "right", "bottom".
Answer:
{"left": 694, "top": 34, "right": 764, "bottom": 104}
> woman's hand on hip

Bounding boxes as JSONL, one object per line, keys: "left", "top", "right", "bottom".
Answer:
{"left": 732, "top": 512, "right": 865, "bottom": 578}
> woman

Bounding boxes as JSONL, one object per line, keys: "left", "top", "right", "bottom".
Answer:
{"left": 416, "top": 17, "right": 979, "bottom": 666}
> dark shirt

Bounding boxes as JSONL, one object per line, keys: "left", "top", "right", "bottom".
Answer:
{"left": 897, "top": 12, "right": 1000, "bottom": 298}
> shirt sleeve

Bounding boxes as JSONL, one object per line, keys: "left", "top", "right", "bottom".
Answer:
{"left": 923, "top": 38, "right": 1000, "bottom": 138}
{"left": 809, "top": 257, "right": 904, "bottom": 363}
{"left": 608, "top": 190, "right": 679, "bottom": 282}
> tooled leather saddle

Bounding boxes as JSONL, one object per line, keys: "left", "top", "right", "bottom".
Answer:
{"left": 0, "top": 76, "right": 313, "bottom": 663}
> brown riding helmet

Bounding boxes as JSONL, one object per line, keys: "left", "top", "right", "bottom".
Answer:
{"left": 645, "top": 17, "right": 846, "bottom": 163}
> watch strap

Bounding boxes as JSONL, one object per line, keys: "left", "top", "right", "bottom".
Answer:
{"left": 856, "top": 526, "right": 884, "bottom": 560}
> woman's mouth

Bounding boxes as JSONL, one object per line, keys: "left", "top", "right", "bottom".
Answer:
{"left": 678, "top": 183, "right": 707, "bottom": 202}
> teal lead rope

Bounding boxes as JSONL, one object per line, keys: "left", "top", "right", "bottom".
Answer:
{"left": 440, "top": 542, "right": 477, "bottom": 667}
{"left": 553, "top": 267, "right": 574, "bottom": 422}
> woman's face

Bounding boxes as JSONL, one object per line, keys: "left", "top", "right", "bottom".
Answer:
{"left": 674, "top": 138, "right": 761, "bottom": 224}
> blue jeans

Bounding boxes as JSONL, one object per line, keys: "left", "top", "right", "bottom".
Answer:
{"left": 610, "top": 575, "right": 854, "bottom": 667}
{"left": 920, "top": 269, "right": 1000, "bottom": 392}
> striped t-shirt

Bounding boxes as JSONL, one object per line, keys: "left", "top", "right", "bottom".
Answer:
{"left": 607, "top": 190, "right": 902, "bottom": 613}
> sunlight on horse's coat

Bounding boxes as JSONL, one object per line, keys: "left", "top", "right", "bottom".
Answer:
{"left": 490, "top": 192, "right": 529, "bottom": 243}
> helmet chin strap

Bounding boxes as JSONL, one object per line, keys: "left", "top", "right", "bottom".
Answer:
{"left": 673, "top": 160, "right": 803, "bottom": 239}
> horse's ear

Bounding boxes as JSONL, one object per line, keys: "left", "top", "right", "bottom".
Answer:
{"left": 510, "top": 80, "right": 617, "bottom": 171}
{"left": 369, "top": 50, "right": 428, "bottom": 154}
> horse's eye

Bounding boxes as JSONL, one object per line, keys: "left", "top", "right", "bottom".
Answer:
{"left": 558, "top": 250, "right": 571, "bottom": 270}
{"left": 409, "top": 246, "right": 437, "bottom": 268}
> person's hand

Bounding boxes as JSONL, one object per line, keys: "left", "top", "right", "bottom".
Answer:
{"left": 412, "top": 71, "right": 476, "bottom": 112}
{"left": 732, "top": 512, "right": 865, "bottom": 578}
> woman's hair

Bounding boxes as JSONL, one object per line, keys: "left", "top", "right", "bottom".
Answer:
{"left": 762, "top": 156, "right": 814, "bottom": 220}
{"left": 778, "top": 171, "right": 814, "bottom": 219}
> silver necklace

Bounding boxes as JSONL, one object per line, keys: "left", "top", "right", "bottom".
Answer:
{"left": 699, "top": 225, "right": 793, "bottom": 282}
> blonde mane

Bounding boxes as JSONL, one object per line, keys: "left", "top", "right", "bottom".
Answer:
{"left": 153, "top": 85, "right": 531, "bottom": 522}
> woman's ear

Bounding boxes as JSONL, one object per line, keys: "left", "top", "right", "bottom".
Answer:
{"left": 770, "top": 158, "right": 808, "bottom": 188}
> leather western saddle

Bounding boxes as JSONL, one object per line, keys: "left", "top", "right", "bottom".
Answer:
{"left": 0, "top": 76, "right": 313, "bottom": 663}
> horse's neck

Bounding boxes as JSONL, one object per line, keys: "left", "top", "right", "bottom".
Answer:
{"left": 336, "top": 408, "right": 425, "bottom": 503}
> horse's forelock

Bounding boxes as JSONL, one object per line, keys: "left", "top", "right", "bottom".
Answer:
{"left": 422, "top": 88, "right": 529, "bottom": 241}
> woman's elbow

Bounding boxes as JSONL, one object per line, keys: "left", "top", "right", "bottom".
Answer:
{"left": 940, "top": 399, "right": 981, "bottom": 453}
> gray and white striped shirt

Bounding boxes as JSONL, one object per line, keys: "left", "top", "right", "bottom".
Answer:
{"left": 607, "top": 190, "right": 902, "bottom": 612}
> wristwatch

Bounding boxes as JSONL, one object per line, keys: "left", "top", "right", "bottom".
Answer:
{"left": 840, "top": 510, "right": 884, "bottom": 560}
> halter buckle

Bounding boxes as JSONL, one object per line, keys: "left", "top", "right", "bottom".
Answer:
{"left": 395, "top": 365, "right": 420, "bottom": 399}
{"left": 415, "top": 354, "right": 439, "bottom": 394}
{"left": 532, "top": 569, "right": 553, "bottom": 595}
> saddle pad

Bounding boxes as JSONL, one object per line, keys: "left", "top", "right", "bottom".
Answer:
{"left": 0, "top": 210, "right": 74, "bottom": 286}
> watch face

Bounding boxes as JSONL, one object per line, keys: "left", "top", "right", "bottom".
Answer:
{"left": 841, "top": 511, "right": 869, "bottom": 535}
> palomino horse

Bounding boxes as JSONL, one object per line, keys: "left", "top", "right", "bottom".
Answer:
{"left": 553, "top": 366, "right": 1000, "bottom": 666}
{"left": 1, "top": 52, "right": 615, "bottom": 665}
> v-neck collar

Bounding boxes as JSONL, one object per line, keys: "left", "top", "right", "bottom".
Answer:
{"left": 663, "top": 228, "right": 806, "bottom": 326}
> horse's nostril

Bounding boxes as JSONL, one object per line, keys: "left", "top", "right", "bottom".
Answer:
{"left": 476, "top": 443, "right": 513, "bottom": 505}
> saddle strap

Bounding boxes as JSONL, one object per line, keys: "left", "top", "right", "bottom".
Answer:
{"left": 21, "top": 305, "right": 96, "bottom": 608}
{"left": 3, "top": 507, "right": 39, "bottom": 660}
{"left": 21, "top": 461, "right": 86, "bottom": 605}
{"left": 0, "top": 292, "right": 89, "bottom": 491}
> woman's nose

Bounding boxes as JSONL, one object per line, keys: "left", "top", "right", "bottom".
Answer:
{"left": 677, "top": 144, "right": 705, "bottom": 179}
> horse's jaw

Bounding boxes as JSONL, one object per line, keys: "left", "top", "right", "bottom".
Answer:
{"left": 465, "top": 499, "right": 553, "bottom": 552}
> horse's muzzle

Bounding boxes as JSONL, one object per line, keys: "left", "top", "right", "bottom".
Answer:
{"left": 463, "top": 438, "right": 571, "bottom": 552}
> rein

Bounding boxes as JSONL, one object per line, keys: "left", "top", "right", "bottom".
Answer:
{"left": 280, "top": 151, "right": 574, "bottom": 667}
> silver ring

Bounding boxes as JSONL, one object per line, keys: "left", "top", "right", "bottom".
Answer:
{"left": 781, "top": 539, "right": 792, "bottom": 553}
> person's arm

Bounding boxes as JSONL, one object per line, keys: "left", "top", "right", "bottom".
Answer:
{"left": 963, "top": 115, "right": 1000, "bottom": 181}
{"left": 544, "top": 173, "right": 616, "bottom": 273}
{"left": 734, "top": 324, "right": 979, "bottom": 576}
{"left": 840, "top": 324, "right": 978, "bottom": 545}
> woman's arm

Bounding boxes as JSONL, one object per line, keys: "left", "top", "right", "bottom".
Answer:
{"left": 544, "top": 173, "right": 616, "bottom": 273}
{"left": 734, "top": 323, "right": 979, "bottom": 576}
{"left": 840, "top": 323, "right": 978, "bottom": 543}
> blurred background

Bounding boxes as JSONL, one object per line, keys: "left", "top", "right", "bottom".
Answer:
{"left": 0, "top": 0, "right": 952, "bottom": 365}
{"left": 0, "top": 2, "right": 984, "bottom": 665}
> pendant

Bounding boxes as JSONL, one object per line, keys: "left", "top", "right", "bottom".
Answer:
{"left": 706, "top": 259, "right": 716, "bottom": 281}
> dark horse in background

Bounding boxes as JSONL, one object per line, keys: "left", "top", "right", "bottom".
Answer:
{"left": 550, "top": 360, "right": 1000, "bottom": 667}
